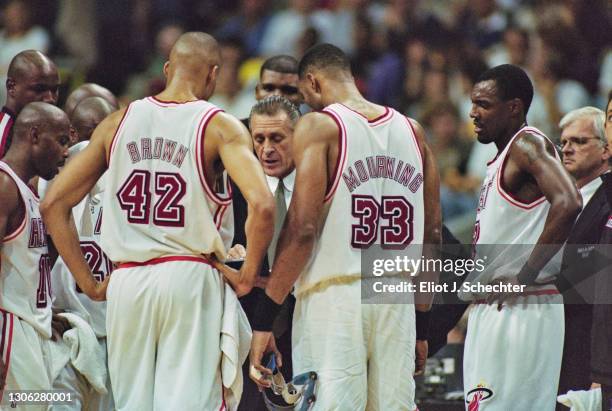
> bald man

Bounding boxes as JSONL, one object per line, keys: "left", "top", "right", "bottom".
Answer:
{"left": 63, "top": 83, "right": 118, "bottom": 118}
{"left": 41, "top": 32, "right": 274, "bottom": 410}
{"left": 0, "top": 103, "right": 69, "bottom": 407}
{"left": 0, "top": 50, "right": 59, "bottom": 158}
{"left": 50, "top": 96, "right": 115, "bottom": 410}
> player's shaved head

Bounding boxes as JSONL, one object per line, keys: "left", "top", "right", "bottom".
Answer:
{"left": 164, "top": 32, "right": 221, "bottom": 100}
{"left": 5, "top": 50, "right": 59, "bottom": 114}
{"left": 169, "top": 32, "right": 220, "bottom": 71}
{"left": 7, "top": 50, "right": 55, "bottom": 82}
{"left": 13, "top": 102, "right": 68, "bottom": 139}
{"left": 12, "top": 102, "right": 70, "bottom": 179}
{"left": 64, "top": 83, "right": 119, "bottom": 117}
{"left": 71, "top": 97, "right": 115, "bottom": 142}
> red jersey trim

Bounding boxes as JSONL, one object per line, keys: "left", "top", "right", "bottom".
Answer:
{"left": 196, "top": 108, "right": 233, "bottom": 206}
{"left": 0, "top": 311, "right": 14, "bottom": 401}
{"left": 0, "top": 167, "right": 28, "bottom": 242}
{"left": 117, "top": 255, "right": 211, "bottom": 269}
{"left": 403, "top": 116, "right": 424, "bottom": 170}
{"left": 148, "top": 96, "right": 200, "bottom": 106}
{"left": 107, "top": 104, "right": 133, "bottom": 167}
{"left": 320, "top": 108, "right": 347, "bottom": 203}
{"left": 0, "top": 111, "right": 14, "bottom": 158}
{"left": 339, "top": 103, "right": 391, "bottom": 125}
{"left": 495, "top": 127, "right": 550, "bottom": 210}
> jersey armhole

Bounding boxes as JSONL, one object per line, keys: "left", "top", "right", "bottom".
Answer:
{"left": 195, "top": 108, "right": 232, "bottom": 206}
{"left": 0, "top": 169, "right": 27, "bottom": 243}
{"left": 319, "top": 109, "right": 347, "bottom": 203}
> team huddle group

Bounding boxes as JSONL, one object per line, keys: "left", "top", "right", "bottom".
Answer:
{"left": 0, "top": 30, "right": 611, "bottom": 411}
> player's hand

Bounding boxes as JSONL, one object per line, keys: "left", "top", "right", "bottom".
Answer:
{"left": 82, "top": 274, "right": 110, "bottom": 301}
{"left": 51, "top": 313, "right": 72, "bottom": 341}
{"left": 414, "top": 339, "right": 428, "bottom": 376}
{"left": 208, "top": 254, "right": 252, "bottom": 296}
{"left": 486, "top": 276, "right": 521, "bottom": 311}
{"left": 227, "top": 244, "right": 246, "bottom": 260}
{"left": 249, "top": 330, "right": 282, "bottom": 390}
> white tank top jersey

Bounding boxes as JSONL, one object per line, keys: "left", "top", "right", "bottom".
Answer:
{"left": 294, "top": 104, "right": 425, "bottom": 296}
{"left": 51, "top": 141, "right": 110, "bottom": 337}
{"left": 101, "top": 97, "right": 233, "bottom": 263}
{"left": 0, "top": 161, "right": 52, "bottom": 338}
{"left": 464, "top": 126, "right": 562, "bottom": 295}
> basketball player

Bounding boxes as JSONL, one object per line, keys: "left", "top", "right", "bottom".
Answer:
{"left": 51, "top": 96, "right": 115, "bottom": 410}
{"left": 461, "top": 64, "right": 582, "bottom": 410}
{"left": 249, "top": 44, "right": 442, "bottom": 410}
{"left": 63, "top": 83, "right": 119, "bottom": 118}
{"left": 41, "top": 32, "right": 274, "bottom": 410}
{"left": 0, "top": 102, "right": 69, "bottom": 407}
{"left": 1, "top": 50, "right": 60, "bottom": 157}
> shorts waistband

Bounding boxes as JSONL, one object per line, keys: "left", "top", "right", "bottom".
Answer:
{"left": 473, "top": 287, "right": 559, "bottom": 304}
{"left": 117, "top": 255, "right": 211, "bottom": 269}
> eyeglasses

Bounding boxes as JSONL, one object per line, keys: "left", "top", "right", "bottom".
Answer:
{"left": 557, "top": 136, "right": 603, "bottom": 150}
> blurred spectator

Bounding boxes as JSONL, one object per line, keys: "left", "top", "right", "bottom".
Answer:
{"left": 454, "top": 0, "right": 507, "bottom": 50}
{"left": 421, "top": 102, "right": 479, "bottom": 219}
{"left": 529, "top": 40, "right": 591, "bottom": 138}
{"left": 349, "top": 11, "right": 377, "bottom": 95}
{"left": 215, "top": 0, "right": 272, "bottom": 57}
{"left": 486, "top": 26, "right": 530, "bottom": 69}
{"left": 0, "top": 0, "right": 50, "bottom": 104}
{"left": 55, "top": 0, "right": 98, "bottom": 71}
{"left": 123, "top": 22, "right": 184, "bottom": 100}
{"left": 209, "top": 38, "right": 256, "bottom": 118}
{"left": 259, "top": 0, "right": 335, "bottom": 57}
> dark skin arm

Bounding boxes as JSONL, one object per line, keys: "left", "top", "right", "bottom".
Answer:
{"left": 488, "top": 131, "right": 582, "bottom": 306}
{"left": 249, "top": 112, "right": 334, "bottom": 386}
{"left": 409, "top": 119, "right": 442, "bottom": 375}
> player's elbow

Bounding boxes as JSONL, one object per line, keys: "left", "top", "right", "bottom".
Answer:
{"left": 553, "top": 193, "right": 582, "bottom": 221}
{"left": 292, "top": 220, "right": 317, "bottom": 246}
{"left": 40, "top": 194, "right": 59, "bottom": 221}
{"left": 250, "top": 194, "right": 275, "bottom": 224}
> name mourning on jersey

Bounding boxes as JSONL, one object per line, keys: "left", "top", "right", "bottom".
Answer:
{"left": 342, "top": 155, "right": 423, "bottom": 193}
{"left": 125, "top": 137, "right": 189, "bottom": 168}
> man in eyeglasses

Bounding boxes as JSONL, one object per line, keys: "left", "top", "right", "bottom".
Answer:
{"left": 556, "top": 106, "right": 610, "bottom": 407}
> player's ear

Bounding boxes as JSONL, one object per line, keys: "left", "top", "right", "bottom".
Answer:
{"left": 162, "top": 61, "right": 170, "bottom": 79}
{"left": 29, "top": 125, "right": 40, "bottom": 145}
{"left": 509, "top": 98, "right": 522, "bottom": 117}
{"left": 209, "top": 65, "right": 219, "bottom": 84}
{"left": 6, "top": 77, "right": 16, "bottom": 97}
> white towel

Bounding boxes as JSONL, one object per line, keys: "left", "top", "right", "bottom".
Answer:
{"left": 558, "top": 388, "right": 602, "bottom": 411}
{"left": 58, "top": 312, "right": 108, "bottom": 394}
{"left": 220, "top": 284, "right": 252, "bottom": 411}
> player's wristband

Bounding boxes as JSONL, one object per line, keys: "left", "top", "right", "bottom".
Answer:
{"left": 415, "top": 310, "right": 431, "bottom": 341}
{"left": 517, "top": 264, "right": 539, "bottom": 285}
{"left": 252, "top": 292, "right": 283, "bottom": 332}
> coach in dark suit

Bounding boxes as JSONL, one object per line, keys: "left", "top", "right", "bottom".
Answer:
{"left": 226, "top": 55, "right": 301, "bottom": 411}
{"left": 555, "top": 106, "right": 610, "bottom": 405}
{"left": 592, "top": 92, "right": 612, "bottom": 411}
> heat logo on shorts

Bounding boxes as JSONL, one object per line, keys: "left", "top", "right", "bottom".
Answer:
{"left": 465, "top": 384, "right": 494, "bottom": 411}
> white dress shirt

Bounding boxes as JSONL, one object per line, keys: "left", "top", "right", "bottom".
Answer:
{"left": 265, "top": 169, "right": 295, "bottom": 207}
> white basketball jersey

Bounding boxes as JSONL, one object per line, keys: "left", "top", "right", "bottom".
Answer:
{"left": 294, "top": 104, "right": 425, "bottom": 296}
{"left": 101, "top": 97, "right": 233, "bottom": 263}
{"left": 51, "top": 141, "right": 110, "bottom": 337}
{"left": 465, "top": 126, "right": 562, "bottom": 294}
{"left": 0, "top": 161, "right": 52, "bottom": 338}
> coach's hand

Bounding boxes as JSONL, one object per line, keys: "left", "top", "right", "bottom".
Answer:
{"left": 250, "top": 330, "right": 282, "bottom": 390}
{"left": 414, "top": 339, "right": 428, "bottom": 375}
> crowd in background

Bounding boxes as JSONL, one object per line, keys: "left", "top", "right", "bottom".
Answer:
{"left": 1, "top": 0, "right": 610, "bottom": 226}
